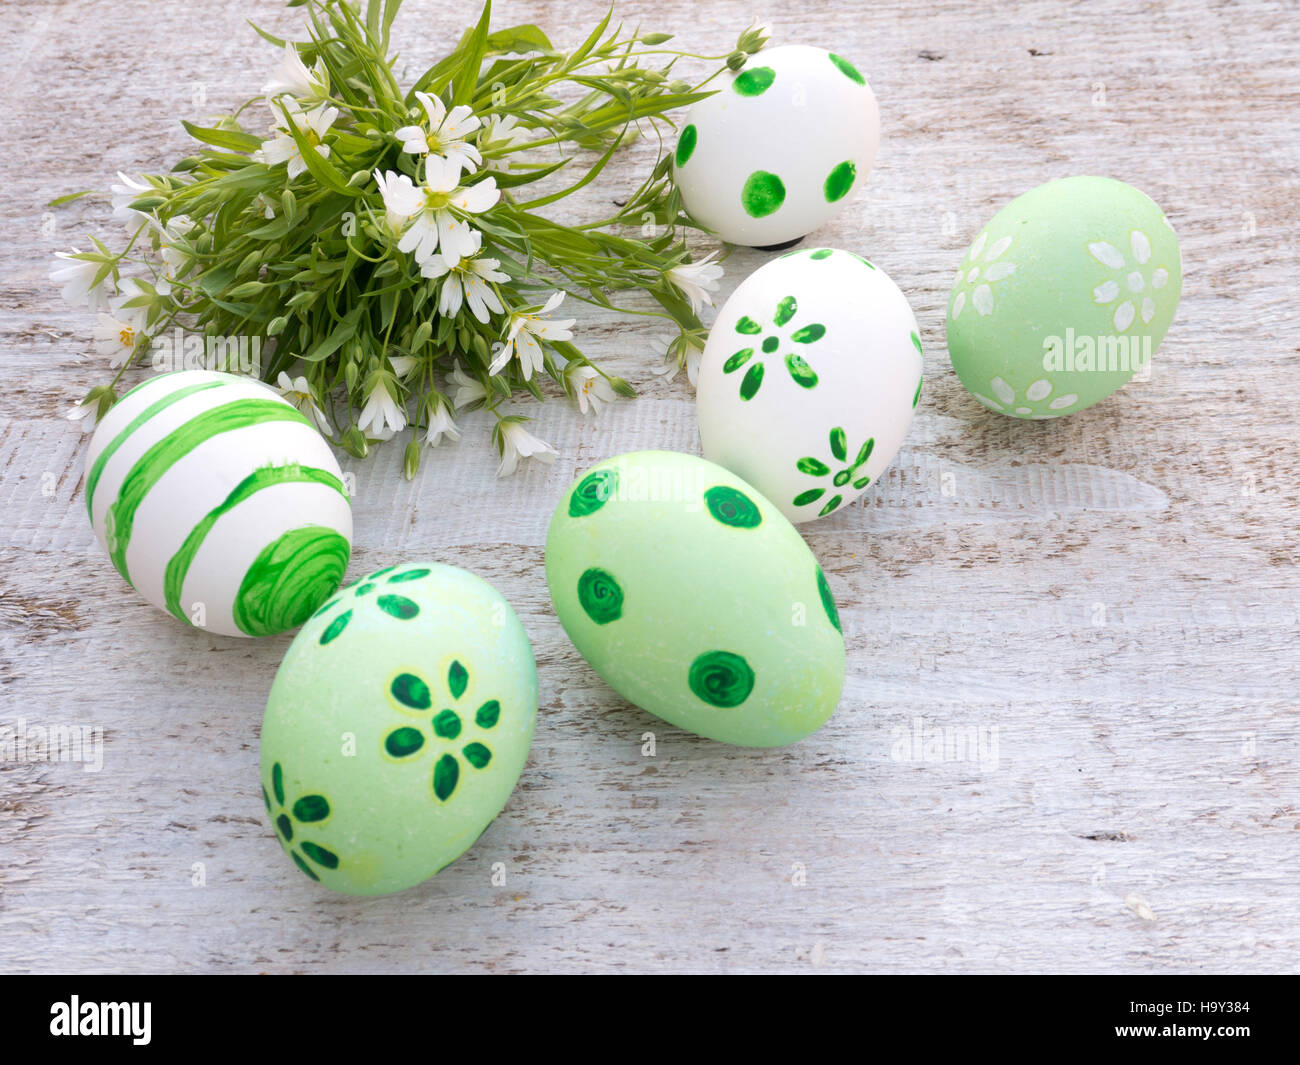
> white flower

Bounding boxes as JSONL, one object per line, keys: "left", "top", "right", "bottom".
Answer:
{"left": 449, "top": 359, "right": 487, "bottom": 409}
{"left": 480, "top": 114, "right": 528, "bottom": 165}
{"left": 496, "top": 419, "right": 558, "bottom": 478}
{"left": 275, "top": 372, "right": 331, "bottom": 432}
{"left": 653, "top": 332, "right": 704, "bottom": 386}
{"left": 92, "top": 301, "right": 148, "bottom": 369}
{"left": 357, "top": 373, "right": 406, "bottom": 436}
{"left": 373, "top": 159, "right": 499, "bottom": 268}
{"left": 424, "top": 397, "right": 461, "bottom": 447}
{"left": 67, "top": 398, "right": 101, "bottom": 434}
{"left": 50, "top": 250, "right": 111, "bottom": 312}
{"left": 395, "top": 92, "right": 482, "bottom": 177}
{"left": 255, "top": 193, "right": 277, "bottom": 219}
{"left": 969, "top": 375, "right": 1079, "bottom": 419}
{"left": 263, "top": 45, "right": 328, "bottom": 100}
{"left": 490, "top": 291, "right": 575, "bottom": 380}
{"left": 421, "top": 230, "right": 509, "bottom": 322}
{"left": 388, "top": 355, "right": 418, "bottom": 378}
{"left": 950, "top": 231, "right": 1016, "bottom": 319}
{"left": 1088, "top": 229, "right": 1171, "bottom": 333}
{"left": 159, "top": 214, "right": 198, "bottom": 280}
{"left": 110, "top": 172, "right": 154, "bottom": 230}
{"left": 258, "top": 100, "right": 339, "bottom": 179}
{"left": 566, "top": 364, "right": 617, "bottom": 415}
{"left": 666, "top": 252, "right": 724, "bottom": 314}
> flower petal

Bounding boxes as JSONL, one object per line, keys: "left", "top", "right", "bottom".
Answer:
{"left": 1088, "top": 241, "right": 1125, "bottom": 269}
{"left": 1130, "top": 229, "right": 1151, "bottom": 265}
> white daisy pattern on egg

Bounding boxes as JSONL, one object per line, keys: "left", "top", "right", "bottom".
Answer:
{"left": 950, "top": 231, "right": 1017, "bottom": 320}
{"left": 969, "top": 376, "right": 1080, "bottom": 419}
{"left": 1087, "top": 229, "right": 1172, "bottom": 333}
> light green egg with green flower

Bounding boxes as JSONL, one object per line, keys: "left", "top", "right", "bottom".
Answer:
{"left": 259, "top": 562, "right": 537, "bottom": 895}
{"left": 946, "top": 175, "right": 1182, "bottom": 418}
{"left": 545, "top": 450, "right": 845, "bottom": 748}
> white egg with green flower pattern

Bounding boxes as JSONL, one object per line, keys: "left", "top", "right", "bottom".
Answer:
{"left": 673, "top": 45, "right": 880, "bottom": 247}
{"left": 696, "top": 248, "right": 923, "bottom": 523}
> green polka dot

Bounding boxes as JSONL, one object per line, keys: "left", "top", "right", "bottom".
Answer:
{"left": 735, "top": 316, "right": 762, "bottom": 335}
{"left": 810, "top": 248, "right": 833, "bottom": 260}
{"left": 354, "top": 582, "right": 375, "bottom": 596}
{"left": 475, "top": 700, "right": 501, "bottom": 728}
{"left": 292, "top": 795, "right": 330, "bottom": 822}
{"left": 741, "top": 171, "right": 785, "bottom": 219}
{"left": 912, "top": 376, "right": 923, "bottom": 408}
{"left": 817, "top": 567, "right": 842, "bottom": 634}
{"left": 761, "top": 336, "right": 779, "bottom": 354}
{"left": 578, "top": 567, "right": 624, "bottom": 624}
{"left": 704, "top": 485, "right": 762, "bottom": 528}
{"left": 463, "top": 742, "right": 492, "bottom": 769}
{"left": 791, "top": 323, "right": 825, "bottom": 344}
{"left": 724, "top": 348, "right": 754, "bottom": 373}
{"left": 819, "top": 494, "right": 843, "bottom": 516}
{"left": 733, "top": 66, "right": 775, "bottom": 96}
{"left": 675, "top": 124, "right": 697, "bottom": 168}
{"left": 377, "top": 594, "right": 419, "bottom": 619}
{"left": 569, "top": 468, "right": 618, "bottom": 517}
{"left": 300, "top": 842, "right": 339, "bottom": 870}
{"left": 385, "top": 726, "right": 425, "bottom": 757}
{"left": 774, "top": 295, "right": 797, "bottom": 326}
{"left": 276, "top": 813, "right": 293, "bottom": 841}
{"left": 391, "top": 672, "right": 432, "bottom": 710}
{"left": 272, "top": 762, "right": 284, "bottom": 806}
{"left": 433, "top": 754, "right": 459, "bottom": 801}
{"left": 824, "top": 160, "right": 857, "bottom": 203}
{"left": 740, "top": 362, "right": 765, "bottom": 400}
{"left": 829, "top": 53, "right": 865, "bottom": 85}
{"left": 793, "top": 487, "right": 825, "bottom": 507}
{"left": 434, "top": 709, "right": 462, "bottom": 739}
{"left": 688, "top": 651, "right": 755, "bottom": 708}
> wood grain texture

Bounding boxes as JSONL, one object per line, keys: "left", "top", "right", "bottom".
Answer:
{"left": 1, "top": 0, "right": 1298, "bottom": 974}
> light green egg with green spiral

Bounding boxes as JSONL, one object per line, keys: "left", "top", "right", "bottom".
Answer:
{"left": 545, "top": 450, "right": 845, "bottom": 747}
{"left": 259, "top": 562, "right": 538, "bottom": 894}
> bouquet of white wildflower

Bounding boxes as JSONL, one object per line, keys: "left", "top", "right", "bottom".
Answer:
{"left": 53, "top": 0, "right": 749, "bottom": 476}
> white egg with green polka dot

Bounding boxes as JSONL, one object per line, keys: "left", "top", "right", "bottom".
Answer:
{"left": 697, "top": 248, "right": 923, "bottom": 523}
{"left": 672, "top": 45, "right": 880, "bottom": 247}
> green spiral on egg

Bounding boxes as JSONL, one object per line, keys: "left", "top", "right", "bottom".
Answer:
{"left": 232, "top": 525, "right": 350, "bottom": 637}
{"left": 688, "top": 651, "right": 755, "bottom": 709}
{"left": 704, "top": 485, "right": 762, "bottom": 529}
{"left": 577, "top": 567, "right": 624, "bottom": 625}
{"left": 569, "top": 468, "right": 618, "bottom": 517}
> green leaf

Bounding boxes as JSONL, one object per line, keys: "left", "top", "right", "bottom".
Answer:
{"left": 181, "top": 121, "right": 263, "bottom": 153}
{"left": 452, "top": 0, "right": 494, "bottom": 107}
{"left": 796, "top": 457, "right": 831, "bottom": 477}
{"left": 485, "top": 24, "right": 552, "bottom": 53}
{"left": 829, "top": 427, "right": 847, "bottom": 463}
{"left": 280, "top": 113, "right": 358, "bottom": 197}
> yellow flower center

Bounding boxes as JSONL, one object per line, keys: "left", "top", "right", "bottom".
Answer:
{"left": 119, "top": 327, "right": 135, "bottom": 348}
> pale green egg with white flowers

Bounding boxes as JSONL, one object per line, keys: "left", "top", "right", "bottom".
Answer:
{"left": 946, "top": 176, "right": 1182, "bottom": 418}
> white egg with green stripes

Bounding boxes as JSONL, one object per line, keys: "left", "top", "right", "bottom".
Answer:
{"left": 84, "top": 370, "right": 353, "bottom": 638}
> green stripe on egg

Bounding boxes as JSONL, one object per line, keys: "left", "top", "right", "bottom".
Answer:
{"left": 83, "top": 371, "right": 352, "bottom": 638}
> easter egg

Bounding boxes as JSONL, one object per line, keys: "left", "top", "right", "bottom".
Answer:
{"left": 84, "top": 370, "right": 351, "bottom": 637}
{"left": 545, "top": 450, "right": 845, "bottom": 747}
{"left": 260, "top": 562, "right": 538, "bottom": 894}
{"left": 672, "top": 45, "right": 880, "bottom": 247}
{"left": 946, "top": 175, "right": 1182, "bottom": 418}
{"left": 696, "top": 247, "right": 923, "bottom": 523}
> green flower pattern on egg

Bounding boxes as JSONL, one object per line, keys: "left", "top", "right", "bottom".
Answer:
{"left": 263, "top": 761, "right": 339, "bottom": 882}
{"left": 381, "top": 658, "right": 502, "bottom": 801}
{"left": 260, "top": 562, "right": 538, "bottom": 894}
{"left": 722, "top": 295, "right": 826, "bottom": 400}
{"left": 792, "top": 427, "right": 875, "bottom": 517}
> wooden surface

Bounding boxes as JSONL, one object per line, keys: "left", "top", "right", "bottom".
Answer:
{"left": 1, "top": 0, "right": 1298, "bottom": 974}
